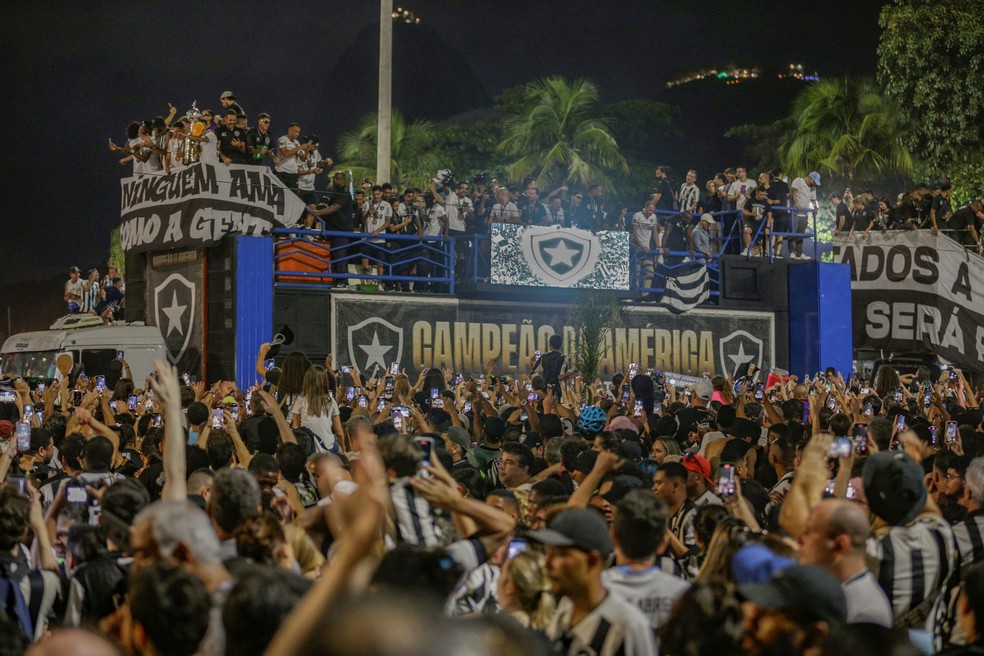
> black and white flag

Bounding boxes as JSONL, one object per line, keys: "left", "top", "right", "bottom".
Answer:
{"left": 660, "top": 262, "right": 709, "bottom": 314}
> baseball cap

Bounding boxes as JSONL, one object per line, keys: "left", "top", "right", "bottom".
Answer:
{"left": 527, "top": 508, "right": 613, "bottom": 557}
{"left": 220, "top": 90, "right": 235, "bottom": 99}
{"left": 732, "top": 543, "right": 795, "bottom": 584}
{"left": 682, "top": 453, "right": 715, "bottom": 488}
{"left": 609, "top": 415, "right": 640, "bottom": 434}
{"left": 862, "top": 451, "right": 927, "bottom": 526}
{"left": 729, "top": 417, "right": 760, "bottom": 442}
{"left": 483, "top": 416, "right": 506, "bottom": 442}
{"left": 739, "top": 564, "right": 847, "bottom": 627}
{"left": 808, "top": 171, "right": 822, "bottom": 186}
{"left": 693, "top": 379, "right": 713, "bottom": 401}
{"left": 0, "top": 420, "right": 13, "bottom": 440}
{"left": 574, "top": 450, "right": 598, "bottom": 475}
{"left": 520, "top": 432, "right": 543, "bottom": 449}
{"left": 615, "top": 440, "right": 643, "bottom": 462}
{"left": 446, "top": 426, "right": 471, "bottom": 454}
{"left": 700, "top": 212, "right": 716, "bottom": 225}
{"left": 601, "top": 475, "right": 645, "bottom": 504}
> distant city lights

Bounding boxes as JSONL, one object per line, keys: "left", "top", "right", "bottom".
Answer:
{"left": 392, "top": 6, "right": 421, "bottom": 23}
{"left": 666, "top": 63, "right": 819, "bottom": 88}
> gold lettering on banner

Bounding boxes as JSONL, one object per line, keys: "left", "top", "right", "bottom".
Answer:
{"left": 699, "top": 331, "right": 715, "bottom": 374}
{"left": 482, "top": 323, "right": 501, "bottom": 368}
{"left": 654, "top": 330, "right": 671, "bottom": 371}
{"left": 413, "top": 321, "right": 431, "bottom": 366}
{"left": 434, "top": 322, "right": 453, "bottom": 370}
{"left": 501, "top": 324, "right": 517, "bottom": 371}
{"left": 518, "top": 324, "right": 535, "bottom": 365}
{"left": 407, "top": 319, "right": 723, "bottom": 378}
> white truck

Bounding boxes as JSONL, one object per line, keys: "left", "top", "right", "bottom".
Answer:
{"left": 1, "top": 315, "right": 166, "bottom": 386}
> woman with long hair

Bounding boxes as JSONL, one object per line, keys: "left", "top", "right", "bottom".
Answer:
{"left": 496, "top": 550, "right": 555, "bottom": 631}
{"left": 291, "top": 365, "right": 345, "bottom": 453}
{"left": 279, "top": 351, "right": 313, "bottom": 413}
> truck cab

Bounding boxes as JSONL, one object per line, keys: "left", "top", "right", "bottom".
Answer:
{"left": 1, "top": 317, "right": 166, "bottom": 387}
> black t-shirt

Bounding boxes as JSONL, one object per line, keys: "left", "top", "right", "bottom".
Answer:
{"left": 246, "top": 130, "right": 275, "bottom": 164}
{"left": 573, "top": 199, "right": 605, "bottom": 232}
{"left": 654, "top": 179, "right": 675, "bottom": 211}
{"left": 835, "top": 203, "right": 852, "bottom": 231}
{"left": 323, "top": 187, "right": 355, "bottom": 231}
{"left": 535, "top": 351, "right": 566, "bottom": 386}
{"left": 767, "top": 179, "right": 790, "bottom": 213}
{"left": 852, "top": 208, "right": 872, "bottom": 231}
{"left": 217, "top": 126, "right": 248, "bottom": 164}
{"left": 950, "top": 206, "right": 980, "bottom": 244}
{"left": 746, "top": 199, "right": 771, "bottom": 225}
{"left": 521, "top": 202, "right": 548, "bottom": 225}
{"left": 663, "top": 217, "right": 689, "bottom": 252}
{"left": 139, "top": 461, "right": 165, "bottom": 501}
{"left": 931, "top": 195, "right": 953, "bottom": 225}
{"left": 673, "top": 406, "right": 711, "bottom": 443}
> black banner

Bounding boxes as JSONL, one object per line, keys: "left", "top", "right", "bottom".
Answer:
{"left": 119, "top": 162, "right": 306, "bottom": 253}
{"left": 331, "top": 295, "right": 775, "bottom": 379}
{"left": 145, "top": 249, "right": 204, "bottom": 377}
{"left": 833, "top": 233, "right": 984, "bottom": 371}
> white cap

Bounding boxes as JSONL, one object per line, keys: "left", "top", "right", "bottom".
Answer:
{"left": 700, "top": 213, "right": 716, "bottom": 224}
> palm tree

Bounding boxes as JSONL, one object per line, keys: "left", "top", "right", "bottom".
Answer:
{"left": 498, "top": 77, "right": 627, "bottom": 191}
{"left": 335, "top": 111, "right": 441, "bottom": 188}
{"left": 781, "top": 78, "right": 913, "bottom": 184}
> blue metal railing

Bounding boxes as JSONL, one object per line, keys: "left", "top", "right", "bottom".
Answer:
{"left": 271, "top": 228, "right": 455, "bottom": 293}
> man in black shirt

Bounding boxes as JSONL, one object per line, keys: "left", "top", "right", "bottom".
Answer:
{"left": 950, "top": 198, "right": 984, "bottom": 251}
{"left": 246, "top": 113, "right": 277, "bottom": 166}
{"left": 572, "top": 184, "right": 605, "bottom": 232}
{"left": 531, "top": 334, "right": 568, "bottom": 398}
{"left": 832, "top": 193, "right": 852, "bottom": 235}
{"left": 216, "top": 109, "right": 248, "bottom": 165}
{"left": 219, "top": 90, "right": 245, "bottom": 117}
{"left": 743, "top": 187, "right": 772, "bottom": 256}
{"left": 768, "top": 168, "right": 790, "bottom": 257}
{"left": 653, "top": 166, "right": 676, "bottom": 213}
{"left": 931, "top": 182, "right": 954, "bottom": 236}
{"left": 313, "top": 172, "right": 355, "bottom": 287}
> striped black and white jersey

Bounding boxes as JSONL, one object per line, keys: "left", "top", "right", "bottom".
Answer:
{"left": 602, "top": 565, "right": 690, "bottom": 631}
{"left": 546, "top": 593, "right": 658, "bottom": 656}
{"left": 452, "top": 562, "right": 500, "bottom": 616}
{"left": 932, "top": 508, "right": 984, "bottom": 650}
{"left": 866, "top": 515, "right": 956, "bottom": 625}
{"left": 669, "top": 500, "right": 697, "bottom": 551}
{"left": 389, "top": 477, "right": 443, "bottom": 547}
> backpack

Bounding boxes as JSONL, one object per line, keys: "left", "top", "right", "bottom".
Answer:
{"left": 0, "top": 561, "right": 44, "bottom": 642}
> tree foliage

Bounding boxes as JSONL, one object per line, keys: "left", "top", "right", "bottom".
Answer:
{"left": 335, "top": 110, "right": 442, "bottom": 188}
{"left": 725, "top": 117, "right": 796, "bottom": 175}
{"left": 877, "top": 0, "right": 984, "bottom": 176}
{"left": 568, "top": 291, "right": 623, "bottom": 386}
{"left": 498, "top": 77, "right": 627, "bottom": 191}
{"left": 779, "top": 78, "right": 913, "bottom": 185}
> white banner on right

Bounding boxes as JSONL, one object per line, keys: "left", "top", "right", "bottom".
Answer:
{"left": 832, "top": 232, "right": 984, "bottom": 371}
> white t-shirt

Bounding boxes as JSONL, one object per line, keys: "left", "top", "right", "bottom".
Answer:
{"left": 65, "top": 278, "right": 84, "bottom": 302}
{"left": 490, "top": 201, "right": 520, "bottom": 224}
{"left": 791, "top": 178, "right": 815, "bottom": 212}
{"left": 199, "top": 130, "right": 219, "bottom": 165}
{"left": 276, "top": 136, "right": 300, "bottom": 173}
{"left": 630, "top": 211, "right": 657, "bottom": 249}
{"left": 291, "top": 395, "right": 340, "bottom": 452}
{"left": 602, "top": 565, "right": 690, "bottom": 631}
{"left": 422, "top": 205, "right": 447, "bottom": 237}
{"left": 445, "top": 193, "right": 474, "bottom": 232}
{"left": 729, "top": 179, "right": 757, "bottom": 211}
{"left": 128, "top": 138, "right": 146, "bottom": 175}
{"left": 363, "top": 200, "right": 393, "bottom": 242}
{"left": 298, "top": 149, "right": 322, "bottom": 190}
{"left": 167, "top": 136, "right": 186, "bottom": 173}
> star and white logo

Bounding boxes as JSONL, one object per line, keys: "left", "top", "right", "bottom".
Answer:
{"left": 346, "top": 317, "right": 403, "bottom": 375}
{"left": 521, "top": 227, "right": 600, "bottom": 287}
{"left": 719, "top": 330, "right": 764, "bottom": 378}
{"left": 153, "top": 273, "right": 196, "bottom": 364}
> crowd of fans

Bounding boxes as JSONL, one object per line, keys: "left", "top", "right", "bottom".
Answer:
{"left": 63, "top": 267, "right": 125, "bottom": 323}
{"left": 109, "top": 93, "right": 984, "bottom": 288}
{"left": 2, "top": 331, "right": 984, "bottom": 655}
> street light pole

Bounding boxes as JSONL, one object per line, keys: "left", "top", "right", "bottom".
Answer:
{"left": 376, "top": 0, "right": 393, "bottom": 184}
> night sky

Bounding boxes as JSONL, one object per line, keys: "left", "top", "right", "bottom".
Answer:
{"left": 3, "top": 1, "right": 883, "bottom": 284}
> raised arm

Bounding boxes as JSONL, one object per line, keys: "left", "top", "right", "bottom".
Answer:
{"left": 150, "top": 359, "right": 187, "bottom": 501}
